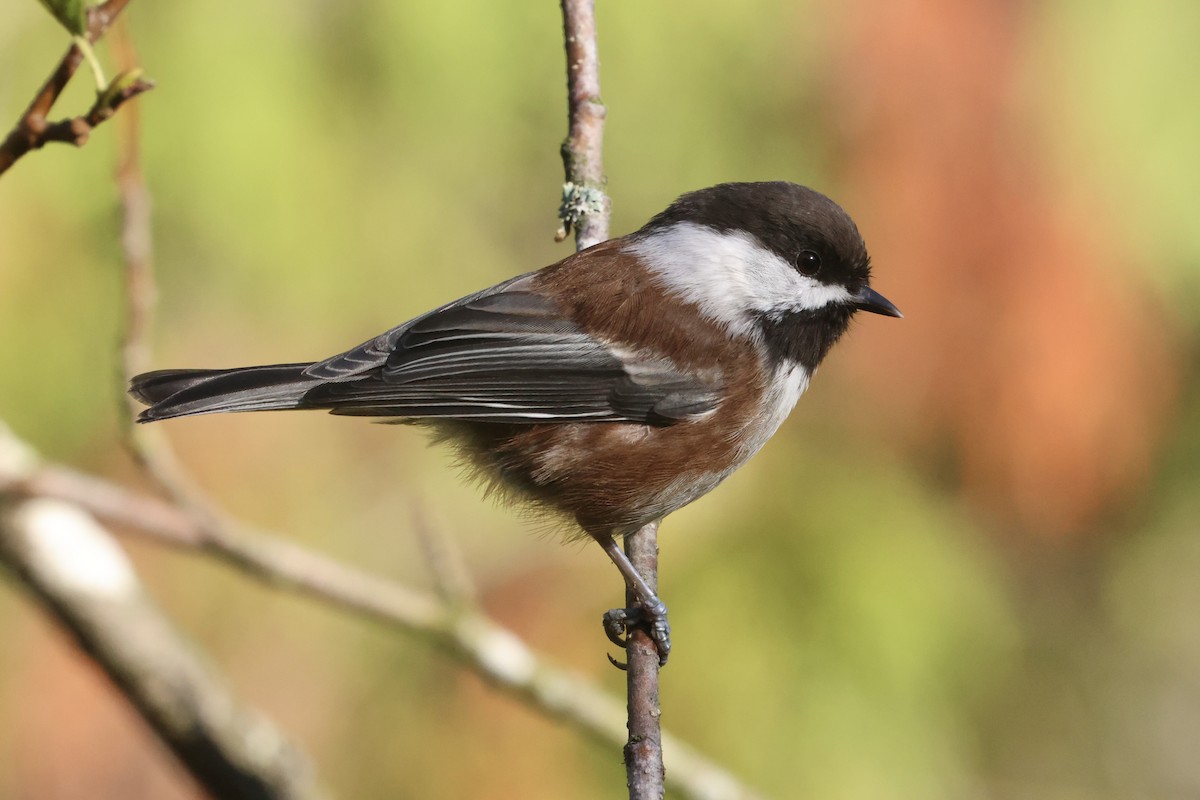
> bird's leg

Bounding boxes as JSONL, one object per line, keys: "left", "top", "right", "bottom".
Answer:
{"left": 596, "top": 530, "right": 671, "bottom": 666}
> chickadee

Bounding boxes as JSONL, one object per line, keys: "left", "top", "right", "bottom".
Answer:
{"left": 131, "top": 181, "right": 901, "bottom": 664}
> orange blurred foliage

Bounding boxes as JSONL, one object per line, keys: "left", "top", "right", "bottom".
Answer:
{"left": 827, "top": 0, "right": 1178, "bottom": 538}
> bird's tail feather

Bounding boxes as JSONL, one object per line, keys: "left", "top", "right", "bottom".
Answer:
{"left": 130, "top": 363, "right": 318, "bottom": 422}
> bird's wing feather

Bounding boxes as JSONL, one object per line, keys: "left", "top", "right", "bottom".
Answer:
{"left": 301, "top": 276, "right": 721, "bottom": 424}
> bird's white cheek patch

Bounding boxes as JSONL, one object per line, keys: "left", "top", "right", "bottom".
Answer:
{"left": 630, "top": 222, "right": 854, "bottom": 337}
{"left": 628, "top": 223, "right": 764, "bottom": 337}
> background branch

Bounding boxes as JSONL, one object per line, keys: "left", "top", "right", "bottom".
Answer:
{"left": 110, "top": 18, "right": 211, "bottom": 512}
{"left": 0, "top": 495, "right": 323, "bottom": 800}
{"left": 113, "top": 17, "right": 154, "bottom": 384}
{"left": 0, "top": 421, "right": 763, "bottom": 800}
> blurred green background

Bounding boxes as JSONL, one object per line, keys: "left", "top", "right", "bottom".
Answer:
{"left": 2, "top": 0, "right": 1199, "bottom": 797}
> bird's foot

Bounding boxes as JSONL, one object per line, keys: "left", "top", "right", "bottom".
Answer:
{"left": 603, "top": 597, "right": 670, "bottom": 667}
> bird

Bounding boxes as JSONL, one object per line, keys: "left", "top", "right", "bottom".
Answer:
{"left": 130, "top": 181, "right": 901, "bottom": 665}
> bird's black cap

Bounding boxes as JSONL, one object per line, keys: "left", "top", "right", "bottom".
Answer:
{"left": 640, "top": 181, "right": 873, "bottom": 294}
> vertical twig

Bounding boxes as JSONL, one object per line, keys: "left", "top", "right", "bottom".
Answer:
{"left": 624, "top": 521, "right": 666, "bottom": 799}
{"left": 113, "top": 19, "right": 155, "bottom": 396}
{"left": 110, "top": 21, "right": 219, "bottom": 513}
{"left": 111, "top": 23, "right": 165, "bottom": 451}
{"left": 558, "top": 0, "right": 610, "bottom": 249}
{"left": 559, "top": 3, "right": 665, "bottom": 798}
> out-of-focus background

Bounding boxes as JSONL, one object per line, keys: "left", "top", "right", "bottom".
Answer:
{"left": 2, "top": 0, "right": 1198, "bottom": 797}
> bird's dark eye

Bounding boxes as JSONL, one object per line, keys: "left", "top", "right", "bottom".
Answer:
{"left": 796, "top": 250, "right": 822, "bottom": 276}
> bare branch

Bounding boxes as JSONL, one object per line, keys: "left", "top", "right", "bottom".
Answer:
{"left": 0, "top": 421, "right": 764, "bottom": 800}
{"left": 557, "top": 0, "right": 610, "bottom": 249}
{"left": 623, "top": 522, "right": 666, "bottom": 799}
{"left": 0, "top": 0, "right": 150, "bottom": 178}
{"left": 558, "top": 4, "right": 666, "bottom": 797}
{"left": 0, "top": 497, "right": 323, "bottom": 800}
{"left": 12, "top": 461, "right": 446, "bottom": 631}
{"left": 108, "top": 20, "right": 211, "bottom": 514}
{"left": 113, "top": 19, "right": 155, "bottom": 385}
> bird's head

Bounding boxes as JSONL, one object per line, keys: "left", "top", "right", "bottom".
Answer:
{"left": 630, "top": 181, "right": 901, "bottom": 368}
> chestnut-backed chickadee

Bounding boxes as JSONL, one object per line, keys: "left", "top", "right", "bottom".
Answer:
{"left": 131, "top": 181, "right": 901, "bottom": 664}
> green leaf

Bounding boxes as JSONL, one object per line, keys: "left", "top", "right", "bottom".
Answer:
{"left": 36, "top": 0, "right": 88, "bottom": 36}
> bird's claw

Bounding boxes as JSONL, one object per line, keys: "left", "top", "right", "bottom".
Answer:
{"left": 603, "top": 599, "right": 671, "bottom": 667}
{"left": 603, "top": 608, "right": 632, "bottom": 649}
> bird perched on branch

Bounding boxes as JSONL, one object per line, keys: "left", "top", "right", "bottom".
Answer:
{"left": 131, "top": 181, "right": 901, "bottom": 664}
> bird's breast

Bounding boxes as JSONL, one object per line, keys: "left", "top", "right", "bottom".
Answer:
{"left": 628, "top": 361, "right": 810, "bottom": 521}
{"left": 446, "top": 356, "right": 809, "bottom": 535}
{"left": 733, "top": 361, "right": 810, "bottom": 461}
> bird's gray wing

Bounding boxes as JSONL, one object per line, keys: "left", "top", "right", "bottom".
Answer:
{"left": 300, "top": 276, "right": 722, "bottom": 424}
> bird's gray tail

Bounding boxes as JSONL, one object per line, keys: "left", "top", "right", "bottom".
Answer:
{"left": 130, "top": 363, "right": 319, "bottom": 422}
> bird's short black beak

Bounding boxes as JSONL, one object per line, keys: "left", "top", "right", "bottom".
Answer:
{"left": 853, "top": 286, "right": 903, "bottom": 318}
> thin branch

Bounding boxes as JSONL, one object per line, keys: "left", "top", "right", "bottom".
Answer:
{"left": 0, "top": 497, "right": 324, "bottom": 800}
{"left": 623, "top": 522, "right": 666, "bottom": 799}
{"left": 109, "top": 18, "right": 203, "bottom": 509}
{"left": 557, "top": 0, "right": 610, "bottom": 249}
{"left": 559, "top": 3, "right": 666, "bottom": 798}
{"left": 0, "top": 421, "right": 764, "bottom": 800}
{"left": 0, "top": 0, "right": 151, "bottom": 178}
{"left": 113, "top": 18, "right": 154, "bottom": 384}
